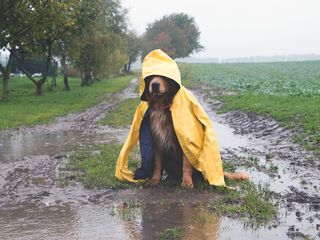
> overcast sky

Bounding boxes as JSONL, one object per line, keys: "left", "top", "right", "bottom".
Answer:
{"left": 122, "top": 0, "right": 320, "bottom": 59}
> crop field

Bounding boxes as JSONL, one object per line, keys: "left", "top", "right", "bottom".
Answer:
{"left": 180, "top": 61, "right": 320, "bottom": 154}
{"left": 183, "top": 61, "right": 320, "bottom": 95}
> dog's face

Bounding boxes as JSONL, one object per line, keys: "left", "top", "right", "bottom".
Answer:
{"left": 148, "top": 76, "right": 168, "bottom": 95}
{"left": 145, "top": 75, "right": 177, "bottom": 106}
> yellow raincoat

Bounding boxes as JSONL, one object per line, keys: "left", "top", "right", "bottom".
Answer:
{"left": 115, "top": 49, "right": 225, "bottom": 186}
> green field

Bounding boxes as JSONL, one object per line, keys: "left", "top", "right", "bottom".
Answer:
{"left": 0, "top": 75, "right": 133, "bottom": 130}
{"left": 185, "top": 61, "right": 320, "bottom": 95}
{"left": 181, "top": 61, "right": 320, "bottom": 155}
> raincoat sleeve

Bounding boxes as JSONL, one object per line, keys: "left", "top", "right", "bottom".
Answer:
{"left": 115, "top": 102, "right": 147, "bottom": 182}
{"left": 188, "top": 92, "right": 226, "bottom": 186}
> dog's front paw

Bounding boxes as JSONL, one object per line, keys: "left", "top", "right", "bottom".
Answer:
{"left": 181, "top": 178, "right": 193, "bottom": 188}
{"left": 147, "top": 177, "right": 161, "bottom": 186}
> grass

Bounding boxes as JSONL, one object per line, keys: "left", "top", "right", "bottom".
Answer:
{"left": 154, "top": 227, "right": 183, "bottom": 240}
{"left": 67, "top": 144, "right": 141, "bottom": 189}
{"left": 100, "top": 98, "right": 140, "bottom": 127}
{"left": 214, "top": 181, "right": 277, "bottom": 224}
{"left": 0, "top": 75, "right": 133, "bottom": 130}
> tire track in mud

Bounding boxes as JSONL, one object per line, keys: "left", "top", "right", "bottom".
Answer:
{"left": 195, "top": 87, "right": 320, "bottom": 238}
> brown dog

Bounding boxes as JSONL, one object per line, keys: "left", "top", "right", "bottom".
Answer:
{"left": 145, "top": 75, "right": 249, "bottom": 188}
{"left": 146, "top": 75, "right": 194, "bottom": 188}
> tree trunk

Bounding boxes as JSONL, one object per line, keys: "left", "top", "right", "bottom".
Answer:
{"left": 63, "top": 70, "right": 70, "bottom": 90}
{"left": 11, "top": 39, "right": 53, "bottom": 95}
{"left": 61, "top": 53, "right": 70, "bottom": 91}
{"left": 52, "top": 60, "right": 57, "bottom": 87}
{"left": 52, "top": 75, "right": 57, "bottom": 87}
{"left": 127, "top": 58, "right": 132, "bottom": 72}
{"left": 36, "top": 81, "right": 44, "bottom": 95}
{"left": 80, "top": 69, "right": 91, "bottom": 86}
{"left": 1, "top": 71, "right": 9, "bottom": 100}
{"left": 0, "top": 51, "right": 13, "bottom": 100}
{"left": 123, "top": 63, "right": 128, "bottom": 72}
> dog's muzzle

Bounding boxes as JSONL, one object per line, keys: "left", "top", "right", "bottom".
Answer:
{"left": 151, "top": 82, "right": 160, "bottom": 93}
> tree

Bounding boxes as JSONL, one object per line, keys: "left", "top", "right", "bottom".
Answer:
{"left": 0, "top": 0, "right": 25, "bottom": 99}
{"left": 123, "top": 31, "right": 142, "bottom": 72}
{"left": 1, "top": 0, "right": 81, "bottom": 95}
{"left": 73, "top": 0, "right": 129, "bottom": 85}
{"left": 142, "top": 13, "right": 203, "bottom": 59}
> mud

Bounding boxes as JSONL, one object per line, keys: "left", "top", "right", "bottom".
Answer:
{"left": 1, "top": 79, "right": 320, "bottom": 239}
{"left": 0, "top": 79, "right": 138, "bottom": 207}
{"left": 197, "top": 87, "right": 320, "bottom": 239}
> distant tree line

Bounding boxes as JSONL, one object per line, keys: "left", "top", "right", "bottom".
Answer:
{"left": 0, "top": 0, "right": 202, "bottom": 99}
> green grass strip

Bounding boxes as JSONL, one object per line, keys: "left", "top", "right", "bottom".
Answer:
{"left": 67, "top": 144, "right": 141, "bottom": 189}
{"left": 0, "top": 75, "right": 133, "bottom": 130}
{"left": 100, "top": 98, "right": 140, "bottom": 128}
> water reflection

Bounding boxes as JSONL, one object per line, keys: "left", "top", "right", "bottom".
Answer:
{"left": 118, "top": 203, "right": 221, "bottom": 240}
{"left": 0, "top": 204, "right": 76, "bottom": 239}
{"left": 0, "top": 202, "right": 292, "bottom": 239}
{"left": 0, "top": 130, "right": 126, "bottom": 162}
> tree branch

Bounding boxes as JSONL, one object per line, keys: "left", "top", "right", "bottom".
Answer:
{"left": 11, "top": 50, "right": 37, "bottom": 85}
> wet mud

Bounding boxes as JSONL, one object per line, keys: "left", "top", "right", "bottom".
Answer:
{"left": 0, "top": 79, "right": 138, "bottom": 207}
{"left": 197, "top": 87, "right": 320, "bottom": 239}
{"left": 0, "top": 80, "right": 320, "bottom": 239}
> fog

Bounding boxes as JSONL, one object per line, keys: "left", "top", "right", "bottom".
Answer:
{"left": 122, "top": 0, "right": 320, "bottom": 59}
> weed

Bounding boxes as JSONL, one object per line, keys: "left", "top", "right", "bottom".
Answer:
{"left": 67, "top": 144, "right": 142, "bottom": 189}
{"left": 215, "top": 181, "right": 277, "bottom": 225}
{"left": 154, "top": 227, "right": 183, "bottom": 240}
{"left": 268, "top": 163, "right": 278, "bottom": 174}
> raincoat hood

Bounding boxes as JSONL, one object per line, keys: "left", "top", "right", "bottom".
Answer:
{"left": 115, "top": 49, "right": 226, "bottom": 187}
{"left": 139, "top": 49, "right": 181, "bottom": 101}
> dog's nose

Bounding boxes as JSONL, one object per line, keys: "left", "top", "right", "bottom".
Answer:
{"left": 151, "top": 82, "right": 160, "bottom": 92}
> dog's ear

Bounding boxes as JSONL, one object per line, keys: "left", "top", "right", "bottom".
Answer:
{"left": 144, "top": 75, "right": 153, "bottom": 85}
{"left": 165, "top": 77, "right": 180, "bottom": 97}
{"left": 144, "top": 76, "right": 153, "bottom": 96}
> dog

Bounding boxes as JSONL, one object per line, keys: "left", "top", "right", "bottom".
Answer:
{"left": 145, "top": 75, "right": 194, "bottom": 188}
{"left": 145, "top": 75, "right": 249, "bottom": 188}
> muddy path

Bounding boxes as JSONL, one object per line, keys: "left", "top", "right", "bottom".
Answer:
{"left": 0, "top": 79, "right": 138, "bottom": 207}
{"left": 0, "top": 79, "right": 320, "bottom": 239}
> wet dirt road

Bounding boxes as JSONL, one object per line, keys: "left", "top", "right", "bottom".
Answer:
{"left": 0, "top": 79, "right": 319, "bottom": 239}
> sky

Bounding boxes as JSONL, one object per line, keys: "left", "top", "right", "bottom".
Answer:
{"left": 121, "top": 0, "right": 320, "bottom": 59}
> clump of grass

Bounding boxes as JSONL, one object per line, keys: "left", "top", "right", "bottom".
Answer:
{"left": 154, "top": 227, "right": 183, "bottom": 240}
{"left": 67, "top": 144, "right": 141, "bottom": 189}
{"left": 215, "top": 181, "right": 277, "bottom": 224}
{"left": 100, "top": 98, "right": 140, "bottom": 128}
{"left": 268, "top": 163, "right": 278, "bottom": 174}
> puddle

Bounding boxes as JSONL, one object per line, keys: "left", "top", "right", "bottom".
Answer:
{"left": 0, "top": 79, "right": 138, "bottom": 162}
{"left": 212, "top": 120, "right": 249, "bottom": 149}
{"left": 0, "top": 129, "right": 127, "bottom": 162}
{"left": 0, "top": 203, "right": 296, "bottom": 240}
